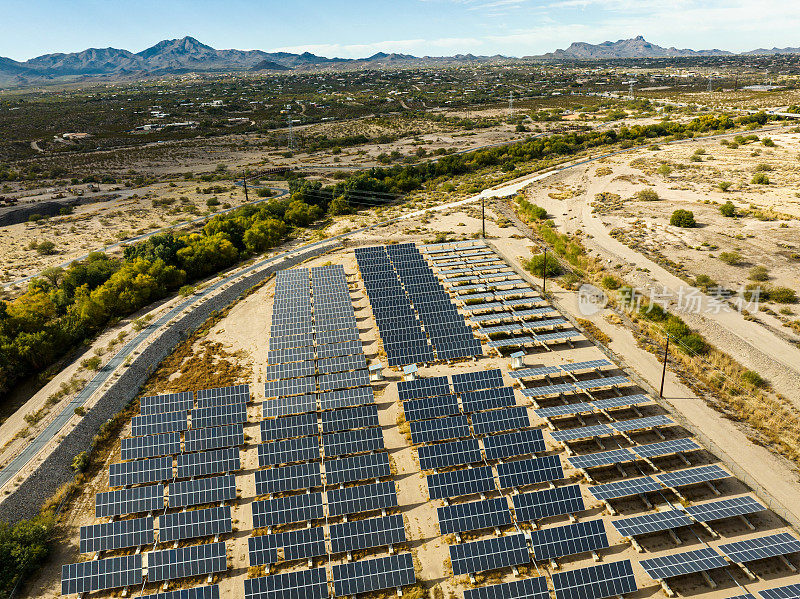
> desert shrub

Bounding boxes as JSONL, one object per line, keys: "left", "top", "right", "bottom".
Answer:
{"left": 656, "top": 164, "right": 672, "bottom": 177}
{"left": 768, "top": 287, "right": 798, "bottom": 304}
{"left": 670, "top": 209, "right": 696, "bottom": 227}
{"left": 719, "top": 252, "right": 742, "bottom": 265}
{"left": 694, "top": 274, "right": 717, "bottom": 292}
{"left": 755, "top": 163, "right": 773, "bottom": 172}
{"left": 751, "top": 172, "right": 770, "bottom": 185}
{"left": 516, "top": 197, "right": 547, "bottom": 220}
{"left": 35, "top": 240, "right": 56, "bottom": 255}
{"left": 601, "top": 275, "right": 621, "bottom": 290}
{"left": 636, "top": 189, "right": 659, "bottom": 201}
{"left": 749, "top": 265, "right": 769, "bottom": 281}
{"left": 717, "top": 181, "right": 732, "bottom": 192}
{"left": 523, "top": 253, "right": 563, "bottom": 278}
{"left": 741, "top": 369, "right": 768, "bottom": 388}
{"left": 720, "top": 201, "right": 737, "bottom": 217}
{"left": 762, "top": 137, "right": 776, "bottom": 147}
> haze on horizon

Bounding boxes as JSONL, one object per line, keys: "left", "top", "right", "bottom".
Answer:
{"left": 5, "top": 0, "right": 800, "bottom": 62}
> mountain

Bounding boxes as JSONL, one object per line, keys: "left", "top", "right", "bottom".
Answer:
{"left": 744, "top": 46, "right": 800, "bottom": 55}
{"left": 250, "top": 59, "right": 291, "bottom": 71}
{"left": 540, "top": 35, "right": 731, "bottom": 59}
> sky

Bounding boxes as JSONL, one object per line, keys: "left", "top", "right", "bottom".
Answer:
{"left": 3, "top": 0, "right": 800, "bottom": 61}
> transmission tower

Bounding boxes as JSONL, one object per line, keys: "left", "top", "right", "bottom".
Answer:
{"left": 287, "top": 111, "right": 294, "bottom": 151}
{"left": 707, "top": 76, "right": 713, "bottom": 92}
{"left": 629, "top": 81, "right": 635, "bottom": 100}
{"left": 509, "top": 91, "right": 514, "bottom": 120}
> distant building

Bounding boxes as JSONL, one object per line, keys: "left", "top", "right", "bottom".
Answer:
{"left": 62, "top": 132, "right": 91, "bottom": 140}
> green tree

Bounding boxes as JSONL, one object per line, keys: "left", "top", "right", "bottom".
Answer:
{"left": 720, "top": 201, "right": 737, "bottom": 217}
{"left": 670, "top": 209, "right": 696, "bottom": 228}
{"left": 284, "top": 201, "right": 322, "bottom": 227}
{"left": 242, "top": 219, "right": 287, "bottom": 253}
{"left": 329, "top": 195, "right": 351, "bottom": 216}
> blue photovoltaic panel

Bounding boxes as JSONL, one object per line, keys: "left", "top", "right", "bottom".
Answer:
{"left": 610, "top": 415, "right": 674, "bottom": 433}
{"left": 61, "top": 555, "right": 142, "bottom": 595}
{"left": 321, "top": 404, "right": 379, "bottom": 433}
{"left": 460, "top": 386, "right": 516, "bottom": 413}
{"left": 79, "top": 516, "right": 153, "bottom": 553}
{"left": 139, "top": 586, "right": 220, "bottom": 599}
{"left": 450, "top": 533, "right": 530, "bottom": 575}
{"left": 483, "top": 429, "right": 546, "bottom": 461}
{"left": 244, "top": 568, "right": 328, "bottom": 599}
{"left": 322, "top": 427, "right": 384, "bottom": 458}
{"left": 168, "top": 474, "right": 236, "bottom": 508}
{"left": 549, "top": 424, "right": 614, "bottom": 443}
{"left": 588, "top": 476, "right": 663, "bottom": 501}
{"left": 657, "top": 465, "right": 730, "bottom": 488}
{"left": 327, "top": 481, "right": 398, "bottom": 517}
{"left": 639, "top": 547, "right": 728, "bottom": 580}
{"left": 95, "top": 484, "right": 163, "bottom": 518}
{"left": 147, "top": 542, "right": 227, "bottom": 582}
{"left": 258, "top": 436, "right": 320, "bottom": 467}
{"left": 402, "top": 394, "right": 460, "bottom": 422}
{"left": 410, "top": 414, "right": 470, "bottom": 444}
{"left": 397, "top": 376, "right": 451, "bottom": 401}
{"left": 611, "top": 510, "right": 694, "bottom": 538}
{"left": 718, "top": 533, "right": 800, "bottom": 564}
{"left": 248, "top": 527, "right": 326, "bottom": 565}
{"left": 472, "top": 406, "right": 530, "bottom": 435}
{"left": 131, "top": 410, "right": 188, "bottom": 437}
{"left": 196, "top": 384, "right": 249, "bottom": 406}
{"left": 331, "top": 552, "right": 415, "bottom": 597}
{"left": 759, "top": 585, "right": 800, "bottom": 599}
{"left": 158, "top": 506, "right": 232, "bottom": 543}
{"left": 634, "top": 438, "right": 701, "bottom": 459}
{"left": 264, "top": 376, "right": 316, "bottom": 398}
{"left": 464, "top": 577, "right": 550, "bottom": 599}
{"left": 252, "top": 493, "right": 324, "bottom": 528}
{"left": 260, "top": 412, "right": 318, "bottom": 442}
{"left": 437, "top": 497, "right": 512, "bottom": 535}
{"left": 529, "top": 519, "right": 609, "bottom": 561}
{"left": 176, "top": 447, "right": 240, "bottom": 478}
{"left": 140, "top": 392, "right": 194, "bottom": 415}
{"left": 121, "top": 432, "right": 181, "bottom": 461}
{"left": 324, "top": 452, "right": 391, "bottom": 485}
{"left": 255, "top": 462, "right": 322, "bottom": 495}
{"left": 109, "top": 456, "right": 173, "bottom": 487}
{"left": 497, "top": 455, "right": 564, "bottom": 489}
{"left": 567, "top": 448, "right": 636, "bottom": 470}
{"left": 418, "top": 438, "right": 482, "bottom": 470}
{"left": 551, "top": 560, "right": 637, "bottom": 599}
{"left": 535, "top": 403, "right": 594, "bottom": 419}
{"left": 427, "top": 465, "right": 496, "bottom": 500}
{"left": 683, "top": 496, "right": 766, "bottom": 523}
{"left": 513, "top": 485, "right": 585, "bottom": 522}
{"left": 319, "top": 386, "right": 374, "bottom": 410}
{"left": 329, "top": 514, "right": 406, "bottom": 554}
{"left": 452, "top": 369, "right": 504, "bottom": 394}
{"left": 184, "top": 423, "right": 244, "bottom": 453}
{"left": 262, "top": 394, "right": 317, "bottom": 417}
{"left": 190, "top": 403, "right": 247, "bottom": 428}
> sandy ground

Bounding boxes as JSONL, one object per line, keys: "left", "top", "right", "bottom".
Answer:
{"left": 24, "top": 203, "right": 800, "bottom": 599}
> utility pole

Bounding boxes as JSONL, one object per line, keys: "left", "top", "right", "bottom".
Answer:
{"left": 659, "top": 334, "right": 670, "bottom": 397}
{"left": 243, "top": 175, "right": 249, "bottom": 203}
{"left": 707, "top": 76, "right": 713, "bottom": 93}
{"left": 542, "top": 247, "right": 547, "bottom": 294}
{"left": 629, "top": 81, "right": 635, "bottom": 100}
{"left": 509, "top": 91, "right": 514, "bottom": 120}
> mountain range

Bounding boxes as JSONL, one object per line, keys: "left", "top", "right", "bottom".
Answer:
{"left": 2, "top": 35, "right": 800, "bottom": 87}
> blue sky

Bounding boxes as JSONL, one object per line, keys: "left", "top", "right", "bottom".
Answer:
{"left": 3, "top": 0, "right": 800, "bottom": 60}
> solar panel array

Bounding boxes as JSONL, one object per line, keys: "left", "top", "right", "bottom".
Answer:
{"left": 355, "top": 243, "right": 481, "bottom": 366}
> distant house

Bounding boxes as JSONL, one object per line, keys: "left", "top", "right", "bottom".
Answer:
{"left": 62, "top": 132, "right": 91, "bottom": 140}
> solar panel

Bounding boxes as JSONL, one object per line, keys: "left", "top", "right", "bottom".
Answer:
{"left": 397, "top": 376, "right": 451, "bottom": 401}
{"left": 248, "top": 526, "right": 326, "bottom": 565}
{"left": 138, "top": 586, "right": 220, "bottom": 599}
{"left": 331, "top": 552, "right": 415, "bottom": 597}
{"left": 591, "top": 394, "right": 652, "bottom": 411}
{"left": 260, "top": 412, "right": 318, "bottom": 442}
{"left": 258, "top": 436, "right": 320, "bottom": 467}
{"left": 325, "top": 452, "right": 391, "bottom": 485}
{"left": 486, "top": 336, "right": 534, "bottom": 348}
{"left": 268, "top": 345, "right": 315, "bottom": 365}
{"left": 612, "top": 510, "right": 694, "bottom": 538}
{"left": 452, "top": 369, "right": 504, "bottom": 394}
{"left": 513, "top": 485, "right": 585, "bottom": 522}
{"left": 168, "top": 474, "right": 236, "bottom": 508}
{"left": 159, "top": 506, "right": 232, "bottom": 542}
{"left": 262, "top": 394, "right": 317, "bottom": 418}
{"left": 567, "top": 448, "right": 636, "bottom": 470}
{"left": 319, "top": 386, "right": 375, "bottom": 410}
{"left": 588, "top": 476, "right": 663, "bottom": 501}
{"left": 323, "top": 427, "right": 385, "bottom": 458}
{"left": 61, "top": 555, "right": 142, "bottom": 595}
{"left": 109, "top": 456, "right": 172, "bottom": 487}
{"left": 265, "top": 360, "right": 316, "bottom": 381}
{"left": 255, "top": 462, "right": 322, "bottom": 495}
{"left": 437, "top": 498, "right": 512, "bottom": 535}
{"left": 450, "top": 533, "right": 530, "bottom": 575}
{"left": 131, "top": 410, "right": 188, "bottom": 437}
{"left": 497, "top": 455, "right": 564, "bottom": 489}
{"left": 683, "top": 496, "right": 766, "bottom": 522}
{"left": 95, "top": 484, "right": 163, "bottom": 518}
{"left": 147, "top": 542, "right": 227, "bottom": 582}
{"left": 330, "top": 514, "right": 406, "bottom": 554}
{"left": 410, "top": 414, "right": 470, "bottom": 444}
{"left": 634, "top": 438, "right": 701, "bottom": 459}
{"left": 252, "top": 492, "right": 324, "bottom": 528}
{"left": 549, "top": 424, "right": 614, "bottom": 443}
{"left": 483, "top": 429, "right": 546, "bottom": 460}
{"left": 321, "top": 404, "right": 379, "bottom": 433}
{"left": 190, "top": 403, "right": 247, "bottom": 428}
{"left": 268, "top": 332, "right": 314, "bottom": 351}
{"left": 551, "top": 560, "right": 637, "bottom": 599}
{"left": 535, "top": 402, "right": 594, "bottom": 419}
{"left": 318, "top": 370, "right": 370, "bottom": 392}
{"left": 140, "top": 391, "right": 194, "bottom": 415}
{"left": 719, "top": 532, "right": 800, "bottom": 563}
{"left": 244, "top": 568, "right": 328, "bottom": 599}
{"left": 317, "top": 353, "right": 368, "bottom": 374}
{"left": 463, "top": 577, "right": 550, "bottom": 599}
{"left": 122, "top": 432, "right": 181, "bottom": 461}
{"left": 657, "top": 465, "right": 730, "bottom": 488}
{"left": 530, "top": 519, "right": 609, "bottom": 561}
{"left": 418, "top": 438, "right": 482, "bottom": 470}
{"left": 80, "top": 516, "right": 153, "bottom": 553}
{"left": 176, "top": 447, "right": 240, "bottom": 478}
{"left": 184, "top": 423, "right": 244, "bottom": 453}
{"left": 327, "top": 481, "right": 398, "bottom": 517}
{"left": 522, "top": 383, "right": 576, "bottom": 398}
{"left": 427, "top": 465, "right": 496, "bottom": 500}
{"left": 640, "top": 547, "right": 729, "bottom": 579}
{"left": 610, "top": 415, "right": 674, "bottom": 432}
{"left": 264, "top": 376, "right": 316, "bottom": 398}
{"left": 471, "top": 406, "right": 530, "bottom": 435}
{"left": 759, "top": 584, "right": 800, "bottom": 599}
{"left": 461, "top": 386, "right": 517, "bottom": 413}
{"left": 196, "top": 384, "right": 249, "bottom": 406}
{"left": 402, "top": 394, "right": 460, "bottom": 422}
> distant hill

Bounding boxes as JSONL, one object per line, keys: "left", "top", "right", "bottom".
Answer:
{"left": 539, "top": 36, "right": 731, "bottom": 59}
{"left": 744, "top": 46, "right": 800, "bottom": 55}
